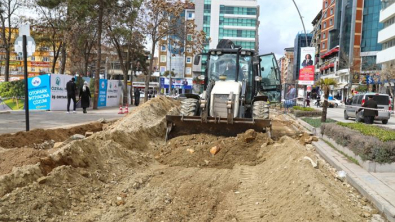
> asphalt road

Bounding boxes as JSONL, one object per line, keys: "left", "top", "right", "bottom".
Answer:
{"left": 316, "top": 104, "right": 395, "bottom": 129}
{"left": 0, "top": 107, "right": 131, "bottom": 135}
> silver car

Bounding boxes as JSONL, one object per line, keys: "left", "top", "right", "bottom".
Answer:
{"left": 344, "top": 93, "right": 391, "bottom": 124}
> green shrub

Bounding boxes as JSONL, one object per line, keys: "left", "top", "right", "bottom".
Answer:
{"left": 337, "top": 122, "right": 395, "bottom": 142}
{"left": 321, "top": 123, "right": 395, "bottom": 163}
{"left": 292, "top": 106, "right": 316, "bottom": 112}
{"left": 302, "top": 118, "right": 336, "bottom": 128}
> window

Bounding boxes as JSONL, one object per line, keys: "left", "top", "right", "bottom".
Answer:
{"left": 187, "top": 12, "right": 194, "bottom": 19}
{"left": 160, "top": 55, "right": 166, "bottom": 63}
{"left": 323, "top": 42, "right": 326, "bottom": 49}
{"left": 43, "top": 57, "right": 50, "bottom": 62}
{"left": 186, "top": 57, "right": 192, "bottom": 64}
{"left": 186, "top": 47, "right": 192, "bottom": 53}
{"left": 161, "top": 45, "right": 166, "bottom": 51}
{"left": 31, "top": 67, "right": 35, "bottom": 72}
{"left": 330, "top": 8, "right": 333, "bottom": 15}
{"left": 31, "top": 56, "right": 35, "bottom": 61}
{"left": 185, "top": 67, "right": 192, "bottom": 75}
{"left": 160, "top": 66, "right": 166, "bottom": 73}
{"left": 325, "top": 1, "right": 328, "bottom": 8}
{"left": 323, "top": 22, "right": 327, "bottom": 29}
{"left": 330, "top": 19, "right": 332, "bottom": 25}
{"left": 162, "top": 36, "right": 167, "bottom": 40}
{"left": 323, "top": 32, "right": 326, "bottom": 39}
{"left": 16, "top": 56, "right": 22, "bottom": 61}
{"left": 324, "top": 11, "right": 327, "bottom": 19}
{"left": 187, "top": 34, "right": 192, "bottom": 41}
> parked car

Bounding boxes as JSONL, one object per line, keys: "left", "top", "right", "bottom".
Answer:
{"left": 344, "top": 93, "right": 391, "bottom": 124}
{"left": 328, "top": 98, "right": 343, "bottom": 108}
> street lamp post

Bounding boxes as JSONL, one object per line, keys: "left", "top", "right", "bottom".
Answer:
{"left": 291, "top": 0, "right": 309, "bottom": 107}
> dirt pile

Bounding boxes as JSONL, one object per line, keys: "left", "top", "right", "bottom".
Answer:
{"left": 0, "top": 122, "right": 104, "bottom": 148}
{"left": 0, "top": 98, "right": 384, "bottom": 222}
{"left": 157, "top": 130, "right": 273, "bottom": 169}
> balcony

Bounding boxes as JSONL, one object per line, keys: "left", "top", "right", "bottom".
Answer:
{"left": 377, "top": 46, "right": 395, "bottom": 64}
{"left": 380, "top": 2, "right": 395, "bottom": 23}
{"left": 378, "top": 23, "right": 395, "bottom": 44}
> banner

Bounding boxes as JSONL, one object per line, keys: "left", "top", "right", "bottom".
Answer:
{"left": 106, "top": 80, "right": 121, "bottom": 107}
{"left": 299, "top": 47, "right": 315, "bottom": 85}
{"left": 28, "top": 74, "right": 51, "bottom": 110}
{"left": 98, "top": 79, "right": 107, "bottom": 107}
{"left": 160, "top": 78, "right": 192, "bottom": 89}
{"left": 50, "top": 74, "right": 73, "bottom": 111}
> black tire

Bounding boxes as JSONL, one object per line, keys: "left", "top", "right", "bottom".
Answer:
{"left": 382, "top": 119, "right": 388, "bottom": 124}
{"left": 253, "top": 101, "right": 270, "bottom": 119}
{"left": 180, "top": 98, "right": 199, "bottom": 116}
{"left": 344, "top": 110, "right": 349, "bottom": 120}
{"left": 335, "top": 103, "right": 338, "bottom": 108}
{"left": 355, "top": 113, "right": 362, "bottom": 123}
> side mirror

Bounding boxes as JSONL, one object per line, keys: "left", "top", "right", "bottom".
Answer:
{"left": 255, "top": 76, "right": 262, "bottom": 82}
{"left": 261, "top": 67, "right": 264, "bottom": 72}
{"left": 194, "top": 55, "right": 201, "bottom": 65}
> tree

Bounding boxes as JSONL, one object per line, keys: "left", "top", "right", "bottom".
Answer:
{"left": 379, "top": 64, "right": 395, "bottom": 107}
{"left": 106, "top": 0, "right": 143, "bottom": 106}
{"left": 0, "top": 0, "right": 21, "bottom": 82}
{"left": 317, "top": 78, "right": 337, "bottom": 122}
{"left": 140, "top": 0, "right": 185, "bottom": 102}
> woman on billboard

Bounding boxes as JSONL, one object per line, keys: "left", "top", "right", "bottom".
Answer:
{"left": 301, "top": 54, "right": 314, "bottom": 67}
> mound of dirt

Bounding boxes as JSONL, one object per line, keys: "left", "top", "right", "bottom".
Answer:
{"left": 157, "top": 130, "right": 273, "bottom": 169}
{"left": 0, "top": 148, "right": 48, "bottom": 175}
{"left": 0, "top": 98, "right": 384, "bottom": 222}
{"left": 0, "top": 122, "right": 104, "bottom": 148}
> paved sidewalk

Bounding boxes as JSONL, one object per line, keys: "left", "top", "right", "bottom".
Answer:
{"left": 0, "top": 106, "right": 135, "bottom": 135}
{"left": 312, "top": 137, "right": 395, "bottom": 222}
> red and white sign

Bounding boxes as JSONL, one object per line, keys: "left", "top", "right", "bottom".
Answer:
{"left": 299, "top": 66, "right": 315, "bottom": 85}
{"left": 31, "top": 61, "right": 51, "bottom": 67}
{"left": 299, "top": 47, "right": 315, "bottom": 85}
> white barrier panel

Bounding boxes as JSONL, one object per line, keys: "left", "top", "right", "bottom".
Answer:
{"left": 50, "top": 74, "right": 72, "bottom": 111}
{"left": 106, "top": 80, "right": 121, "bottom": 107}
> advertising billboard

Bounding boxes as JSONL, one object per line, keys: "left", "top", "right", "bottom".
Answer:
{"left": 98, "top": 79, "right": 107, "bottom": 107}
{"left": 50, "top": 74, "right": 73, "bottom": 111}
{"left": 28, "top": 74, "right": 51, "bottom": 110}
{"left": 299, "top": 47, "right": 315, "bottom": 85}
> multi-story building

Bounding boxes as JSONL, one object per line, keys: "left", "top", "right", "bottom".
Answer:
{"left": 193, "top": 0, "right": 260, "bottom": 78}
{"left": 293, "top": 33, "right": 313, "bottom": 81}
{"left": 0, "top": 26, "right": 60, "bottom": 82}
{"left": 157, "top": 2, "right": 196, "bottom": 94}
{"left": 311, "top": 10, "right": 322, "bottom": 80}
{"left": 377, "top": 0, "right": 395, "bottom": 68}
{"left": 317, "top": 0, "right": 382, "bottom": 99}
{"left": 280, "top": 47, "right": 294, "bottom": 85}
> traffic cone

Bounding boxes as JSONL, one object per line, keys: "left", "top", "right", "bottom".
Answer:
{"left": 118, "top": 106, "right": 124, "bottom": 114}
{"left": 124, "top": 104, "right": 129, "bottom": 114}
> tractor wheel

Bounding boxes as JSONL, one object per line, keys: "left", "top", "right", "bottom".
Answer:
{"left": 180, "top": 98, "right": 199, "bottom": 116}
{"left": 253, "top": 101, "right": 270, "bottom": 119}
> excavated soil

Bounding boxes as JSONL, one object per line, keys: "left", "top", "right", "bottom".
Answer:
{"left": 0, "top": 97, "right": 385, "bottom": 222}
{"left": 0, "top": 122, "right": 104, "bottom": 148}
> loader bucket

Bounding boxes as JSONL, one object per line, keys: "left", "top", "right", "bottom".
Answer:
{"left": 165, "top": 115, "right": 272, "bottom": 141}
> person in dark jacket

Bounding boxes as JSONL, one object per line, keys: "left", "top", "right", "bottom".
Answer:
{"left": 134, "top": 88, "right": 140, "bottom": 106}
{"left": 66, "top": 77, "right": 77, "bottom": 113}
{"left": 359, "top": 96, "right": 378, "bottom": 124}
{"left": 79, "top": 81, "right": 91, "bottom": 114}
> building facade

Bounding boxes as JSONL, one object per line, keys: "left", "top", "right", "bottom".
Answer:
{"left": 377, "top": 0, "right": 395, "bottom": 67}
{"left": 280, "top": 47, "right": 294, "bottom": 85}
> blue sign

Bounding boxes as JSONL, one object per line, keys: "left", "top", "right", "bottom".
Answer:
{"left": 98, "top": 79, "right": 107, "bottom": 107}
{"left": 28, "top": 75, "right": 51, "bottom": 110}
{"left": 160, "top": 77, "right": 192, "bottom": 90}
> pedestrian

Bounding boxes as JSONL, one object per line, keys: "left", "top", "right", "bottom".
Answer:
{"left": 79, "top": 81, "right": 91, "bottom": 114}
{"left": 66, "top": 77, "right": 77, "bottom": 114}
{"left": 358, "top": 95, "right": 378, "bottom": 124}
{"left": 316, "top": 95, "right": 321, "bottom": 107}
{"left": 134, "top": 88, "right": 140, "bottom": 106}
{"left": 306, "top": 94, "right": 310, "bottom": 107}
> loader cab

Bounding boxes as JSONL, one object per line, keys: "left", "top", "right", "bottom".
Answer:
{"left": 257, "top": 53, "right": 282, "bottom": 103}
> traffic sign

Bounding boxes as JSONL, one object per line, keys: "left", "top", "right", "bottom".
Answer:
{"left": 14, "top": 35, "right": 35, "bottom": 57}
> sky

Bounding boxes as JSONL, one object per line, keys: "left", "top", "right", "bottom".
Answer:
{"left": 257, "top": 0, "right": 322, "bottom": 58}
